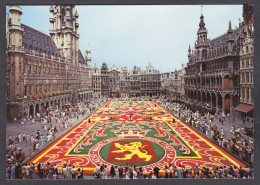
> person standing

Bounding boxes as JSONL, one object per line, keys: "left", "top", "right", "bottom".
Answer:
{"left": 11, "top": 164, "right": 15, "bottom": 179}
{"left": 239, "top": 166, "right": 245, "bottom": 178}
{"left": 164, "top": 165, "right": 168, "bottom": 178}
{"left": 182, "top": 165, "right": 187, "bottom": 178}
{"left": 40, "top": 135, "right": 44, "bottom": 146}
{"left": 133, "top": 167, "right": 138, "bottom": 179}
{"left": 79, "top": 165, "right": 83, "bottom": 179}
{"left": 40, "top": 162, "right": 45, "bottom": 179}
{"left": 153, "top": 166, "right": 160, "bottom": 178}
{"left": 71, "top": 166, "right": 76, "bottom": 179}
{"left": 115, "top": 166, "right": 119, "bottom": 179}
{"left": 101, "top": 169, "right": 105, "bottom": 179}
{"left": 125, "top": 163, "right": 129, "bottom": 179}
{"left": 110, "top": 165, "right": 115, "bottom": 179}
{"left": 118, "top": 166, "right": 124, "bottom": 179}
{"left": 243, "top": 117, "right": 246, "bottom": 125}
{"left": 177, "top": 165, "right": 183, "bottom": 178}
{"left": 169, "top": 163, "right": 173, "bottom": 178}
{"left": 77, "top": 168, "right": 81, "bottom": 179}
{"left": 62, "top": 164, "right": 69, "bottom": 179}
{"left": 104, "top": 165, "right": 108, "bottom": 179}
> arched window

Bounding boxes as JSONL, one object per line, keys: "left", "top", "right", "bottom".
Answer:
{"left": 197, "top": 50, "right": 200, "bottom": 59}
{"left": 202, "top": 49, "right": 207, "bottom": 59}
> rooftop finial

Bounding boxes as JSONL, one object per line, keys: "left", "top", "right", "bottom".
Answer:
{"left": 199, "top": 6, "right": 205, "bottom": 28}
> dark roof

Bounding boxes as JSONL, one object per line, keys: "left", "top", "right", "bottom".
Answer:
{"left": 209, "top": 28, "right": 239, "bottom": 48}
{"left": 22, "top": 24, "right": 60, "bottom": 56}
{"left": 78, "top": 50, "right": 86, "bottom": 64}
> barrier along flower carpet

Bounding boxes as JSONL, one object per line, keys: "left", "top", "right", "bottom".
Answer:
{"left": 27, "top": 101, "right": 245, "bottom": 174}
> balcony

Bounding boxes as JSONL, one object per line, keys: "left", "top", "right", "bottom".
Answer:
{"left": 7, "top": 45, "right": 25, "bottom": 53}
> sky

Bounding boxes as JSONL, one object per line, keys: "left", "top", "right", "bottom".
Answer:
{"left": 6, "top": 5, "right": 243, "bottom": 72}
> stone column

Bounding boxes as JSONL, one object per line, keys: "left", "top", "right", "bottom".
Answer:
{"left": 216, "top": 95, "right": 219, "bottom": 110}
{"left": 222, "top": 76, "right": 224, "bottom": 89}
{"left": 59, "top": 99, "right": 62, "bottom": 109}
{"left": 210, "top": 94, "right": 213, "bottom": 107}
{"left": 33, "top": 105, "right": 36, "bottom": 118}
{"left": 39, "top": 103, "right": 42, "bottom": 111}
{"left": 200, "top": 92, "right": 203, "bottom": 103}
{"left": 222, "top": 95, "right": 225, "bottom": 114}
{"left": 27, "top": 106, "right": 30, "bottom": 119}
{"left": 249, "top": 88, "right": 252, "bottom": 104}
{"left": 230, "top": 95, "right": 233, "bottom": 113}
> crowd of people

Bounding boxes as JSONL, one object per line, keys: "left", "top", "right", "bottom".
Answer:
{"left": 6, "top": 97, "right": 107, "bottom": 179}
{"left": 6, "top": 95, "right": 254, "bottom": 179}
{"left": 93, "top": 163, "right": 253, "bottom": 179}
{"left": 156, "top": 96, "right": 254, "bottom": 167}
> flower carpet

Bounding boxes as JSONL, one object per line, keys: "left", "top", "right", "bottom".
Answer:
{"left": 27, "top": 101, "right": 245, "bottom": 173}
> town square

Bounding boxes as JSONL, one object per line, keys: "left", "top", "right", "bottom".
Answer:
{"left": 5, "top": 3, "right": 254, "bottom": 180}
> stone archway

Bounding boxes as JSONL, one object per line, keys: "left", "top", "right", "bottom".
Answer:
{"left": 35, "top": 103, "right": 40, "bottom": 115}
{"left": 202, "top": 91, "right": 206, "bottom": 104}
{"left": 212, "top": 93, "right": 216, "bottom": 108}
{"left": 233, "top": 95, "right": 239, "bottom": 108}
{"left": 217, "top": 93, "right": 222, "bottom": 110}
{"left": 224, "top": 94, "right": 231, "bottom": 114}
{"left": 206, "top": 92, "right": 211, "bottom": 103}
{"left": 29, "top": 104, "right": 34, "bottom": 118}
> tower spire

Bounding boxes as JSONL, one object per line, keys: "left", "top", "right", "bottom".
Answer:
{"left": 188, "top": 45, "right": 191, "bottom": 63}
{"left": 228, "top": 20, "right": 232, "bottom": 32}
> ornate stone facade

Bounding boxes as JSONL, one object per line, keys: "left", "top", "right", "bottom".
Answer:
{"left": 6, "top": 5, "right": 93, "bottom": 121}
{"left": 236, "top": 4, "right": 254, "bottom": 118}
{"left": 99, "top": 63, "right": 161, "bottom": 98}
{"left": 119, "top": 67, "right": 131, "bottom": 97}
{"left": 161, "top": 64, "right": 186, "bottom": 99}
{"left": 184, "top": 13, "right": 240, "bottom": 114}
{"left": 100, "top": 62, "right": 110, "bottom": 98}
{"left": 184, "top": 5, "right": 254, "bottom": 116}
{"left": 140, "top": 63, "right": 161, "bottom": 97}
{"left": 92, "top": 64, "right": 101, "bottom": 98}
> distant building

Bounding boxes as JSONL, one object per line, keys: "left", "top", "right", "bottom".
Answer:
{"left": 161, "top": 72, "right": 170, "bottom": 96}
{"left": 120, "top": 67, "right": 131, "bottom": 97}
{"left": 130, "top": 65, "right": 141, "bottom": 97}
{"left": 161, "top": 65, "right": 185, "bottom": 99}
{"left": 100, "top": 62, "right": 110, "bottom": 97}
{"left": 140, "top": 63, "right": 161, "bottom": 97}
{"left": 109, "top": 64, "right": 121, "bottom": 98}
{"left": 92, "top": 64, "right": 101, "bottom": 98}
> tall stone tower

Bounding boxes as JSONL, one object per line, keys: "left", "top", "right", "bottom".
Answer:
{"left": 6, "top": 6, "right": 25, "bottom": 118}
{"left": 49, "top": 5, "right": 80, "bottom": 94}
{"left": 86, "top": 46, "right": 91, "bottom": 67}
{"left": 243, "top": 4, "right": 253, "bottom": 25}
{"left": 49, "top": 5, "right": 79, "bottom": 64}
{"left": 7, "top": 6, "right": 25, "bottom": 102}
{"left": 195, "top": 13, "right": 210, "bottom": 61}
